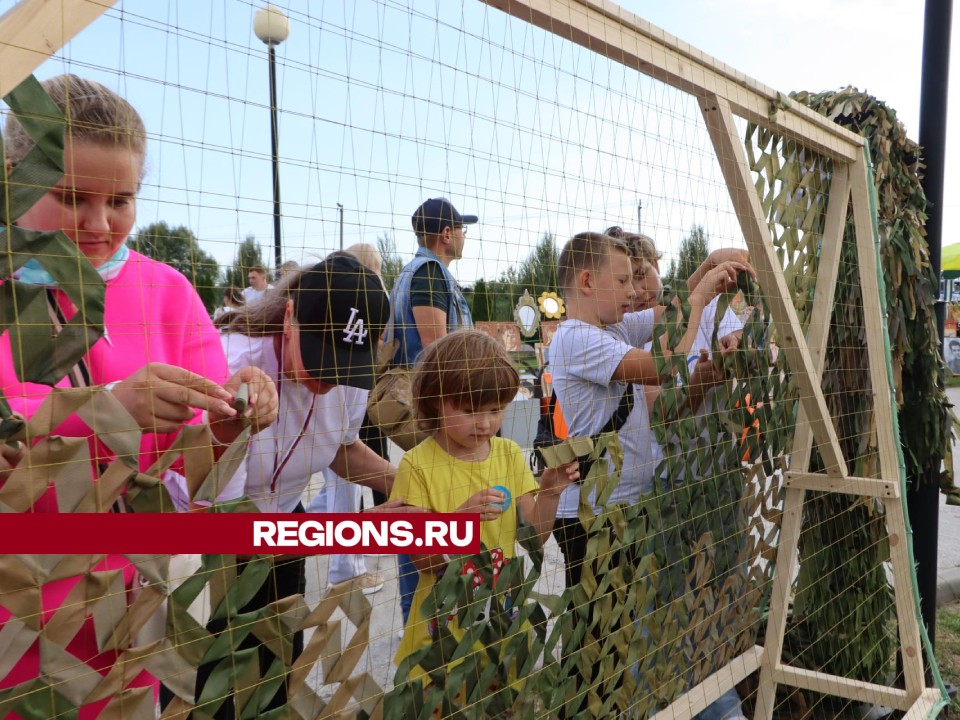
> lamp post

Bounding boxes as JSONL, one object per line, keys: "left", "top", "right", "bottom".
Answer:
{"left": 337, "top": 203, "right": 344, "bottom": 250}
{"left": 253, "top": 5, "right": 290, "bottom": 273}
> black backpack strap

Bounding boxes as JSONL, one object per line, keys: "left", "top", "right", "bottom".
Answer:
{"left": 572, "top": 383, "right": 635, "bottom": 481}
{"left": 547, "top": 390, "right": 558, "bottom": 422}
{"left": 533, "top": 384, "right": 634, "bottom": 479}
{"left": 599, "top": 383, "right": 634, "bottom": 435}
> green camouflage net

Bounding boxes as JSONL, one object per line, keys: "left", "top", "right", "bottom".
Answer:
{"left": 376, "top": 279, "right": 787, "bottom": 718}
{"left": 0, "top": 48, "right": 946, "bottom": 720}
{"left": 745, "top": 109, "right": 900, "bottom": 699}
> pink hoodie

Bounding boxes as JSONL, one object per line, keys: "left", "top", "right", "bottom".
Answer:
{"left": 0, "top": 250, "right": 230, "bottom": 717}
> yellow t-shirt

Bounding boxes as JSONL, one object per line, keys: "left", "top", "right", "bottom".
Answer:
{"left": 391, "top": 436, "right": 539, "bottom": 681}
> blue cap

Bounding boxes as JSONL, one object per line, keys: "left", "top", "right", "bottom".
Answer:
{"left": 411, "top": 197, "right": 478, "bottom": 236}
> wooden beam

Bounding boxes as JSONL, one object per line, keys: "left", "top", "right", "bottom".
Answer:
{"left": 849, "top": 151, "right": 925, "bottom": 699}
{"left": 757, "top": 167, "right": 853, "bottom": 720}
{"left": 700, "top": 92, "right": 848, "bottom": 479}
{"left": 480, "top": 0, "right": 861, "bottom": 161}
{"left": 773, "top": 664, "right": 911, "bottom": 711}
{"left": 901, "top": 688, "right": 948, "bottom": 719}
{"left": 789, "top": 163, "right": 850, "bottom": 476}
{"left": 849, "top": 152, "right": 902, "bottom": 491}
{"left": 882, "top": 491, "right": 926, "bottom": 700}
{"left": 752, "top": 486, "right": 803, "bottom": 720}
{"left": 0, "top": 0, "right": 116, "bottom": 96}
{"left": 652, "top": 646, "right": 763, "bottom": 720}
{"left": 784, "top": 472, "right": 898, "bottom": 498}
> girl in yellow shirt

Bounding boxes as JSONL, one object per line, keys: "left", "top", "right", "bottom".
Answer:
{"left": 390, "top": 329, "right": 578, "bottom": 686}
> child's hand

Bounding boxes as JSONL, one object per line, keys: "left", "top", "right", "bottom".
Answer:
{"left": 457, "top": 489, "right": 506, "bottom": 521}
{"left": 691, "top": 261, "right": 752, "bottom": 306}
{"left": 540, "top": 462, "right": 579, "bottom": 494}
{"left": 689, "top": 349, "right": 725, "bottom": 391}
{"left": 718, "top": 331, "right": 741, "bottom": 358}
{"left": 706, "top": 248, "right": 751, "bottom": 270}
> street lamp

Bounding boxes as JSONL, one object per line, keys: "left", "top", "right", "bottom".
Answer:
{"left": 253, "top": 5, "right": 290, "bottom": 273}
{"left": 336, "top": 203, "right": 344, "bottom": 250}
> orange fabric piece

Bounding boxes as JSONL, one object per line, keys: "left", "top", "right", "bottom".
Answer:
{"left": 553, "top": 400, "right": 569, "bottom": 440}
{"left": 737, "top": 392, "right": 760, "bottom": 461}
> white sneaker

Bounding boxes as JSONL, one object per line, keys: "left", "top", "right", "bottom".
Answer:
{"left": 355, "top": 572, "right": 385, "bottom": 595}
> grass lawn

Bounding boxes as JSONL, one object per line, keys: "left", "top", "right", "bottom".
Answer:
{"left": 937, "top": 601, "right": 960, "bottom": 717}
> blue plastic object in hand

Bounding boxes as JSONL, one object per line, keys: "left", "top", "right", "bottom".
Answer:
{"left": 490, "top": 485, "right": 512, "bottom": 512}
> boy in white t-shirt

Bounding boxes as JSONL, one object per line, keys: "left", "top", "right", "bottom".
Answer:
{"left": 548, "top": 231, "right": 748, "bottom": 717}
{"left": 549, "top": 231, "right": 745, "bottom": 588}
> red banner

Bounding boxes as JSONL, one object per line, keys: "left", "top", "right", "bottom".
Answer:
{"left": 0, "top": 513, "right": 481, "bottom": 555}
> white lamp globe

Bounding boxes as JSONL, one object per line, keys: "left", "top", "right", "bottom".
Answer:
{"left": 254, "top": 5, "right": 290, "bottom": 46}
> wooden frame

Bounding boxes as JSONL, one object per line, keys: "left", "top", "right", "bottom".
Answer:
{"left": 483, "top": 0, "right": 937, "bottom": 717}
{"left": 0, "top": 0, "right": 941, "bottom": 717}
{"left": 0, "top": 0, "right": 115, "bottom": 96}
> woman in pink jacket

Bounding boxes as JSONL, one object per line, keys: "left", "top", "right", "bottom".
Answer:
{"left": 0, "top": 74, "right": 278, "bottom": 717}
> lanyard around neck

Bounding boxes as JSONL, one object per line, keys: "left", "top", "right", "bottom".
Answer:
{"left": 269, "top": 335, "right": 319, "bottom": 493}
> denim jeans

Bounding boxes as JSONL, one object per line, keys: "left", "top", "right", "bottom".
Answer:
{"left": 397, "top": 552, "right": 419, "bottom": 624}
{"left": 694, "top": 688, "right": 745, "bottom": 720}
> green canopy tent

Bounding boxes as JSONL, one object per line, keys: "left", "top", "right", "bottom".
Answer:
{"left": 942, "top": 242, "right": 960, "bottom": 280}
{"left": 941, "top": 244, "right": 960, "bottom": 306}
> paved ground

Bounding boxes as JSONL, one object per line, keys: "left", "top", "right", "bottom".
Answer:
{"left": 295, "top": 391, "right": 960, "bottom": 701}
{"left": 936, "top": 388, "right": 960, "bottom": 605}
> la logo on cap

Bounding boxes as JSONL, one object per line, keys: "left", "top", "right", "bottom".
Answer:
{"left": 342, "top": 307, "right": 368, "bottom": 345}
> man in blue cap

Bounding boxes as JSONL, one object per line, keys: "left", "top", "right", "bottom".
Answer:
{"left": 389, "top": 197, "right": 479, "bottom": 367}
{"left": 387, "top": 196, "right": 479, "bottom": 624}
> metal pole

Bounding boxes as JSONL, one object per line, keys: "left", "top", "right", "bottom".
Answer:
{"left": 337, "top": 203, "right": 344, "bottom": 250}
{"left": 637, "top": 199, "right": 642, "bottom": 233}
{"left": 912, "top": 0, "right": 953, "bottom": 661}
{"left": 268, "top": 45, "right": 282, "bottom": 272}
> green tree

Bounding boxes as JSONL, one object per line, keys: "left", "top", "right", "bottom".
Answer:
{"left": 475, "top": 232, "right": 561, "bottom": 322}
{"left": 471, "top": 278, "right": 491, "bottom": 321}
{"left": 665, "top": 224, "right": 710, "bottom": 285}
{"left": 376, "top": 232, "right": 404, "bottom": 292}
{"left": 224, "top": 234, "right": 272, "bottom": 291}
{"left": 515, "top": 231, "right": 560, "bottom": 295}
{"left": 128, "top": 222, "right": 221, "bottom": 312}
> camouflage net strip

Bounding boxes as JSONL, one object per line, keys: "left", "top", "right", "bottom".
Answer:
{"left": 0, "top": 75, "right": 386, "bottom": 719}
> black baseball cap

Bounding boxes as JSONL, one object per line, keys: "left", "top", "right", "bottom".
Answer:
{"left": 294, "top": 253, "right": 390, "bottom": 390}
{"left": 411, "top": 197, "right": 478, "bottom": 236}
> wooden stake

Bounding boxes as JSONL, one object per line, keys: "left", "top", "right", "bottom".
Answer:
{"left": 0, "top": 0, "right": 116, "bottom": 96}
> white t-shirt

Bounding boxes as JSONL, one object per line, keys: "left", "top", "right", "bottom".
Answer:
{"left": 242, "top": 285, "right": 273, "bottom": 304}
{"left": 549, "top": 310, "right": 656, "bottom": 517}
{"left": 222, "top": 333, "right": 366, "bottom": 513}
{"left": 644, "top": 297, "right": 744, "bottom": 417}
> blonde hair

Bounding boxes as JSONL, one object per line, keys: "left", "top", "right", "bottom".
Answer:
{"left": 413, "top": 330, "right": 519, "bottom": 433}
{"left": 557, "top": 231, "right": 629, "bottom": 292}
{"left": 4, "top": 74, "right": 147, "bottom": 172}
{"left": 344, "top": 242, "right": 383, "bottom": 279}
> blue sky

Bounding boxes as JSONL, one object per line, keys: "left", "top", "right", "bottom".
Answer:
{"left": 0, "top": 0, "right": 954, "bottom": 285}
